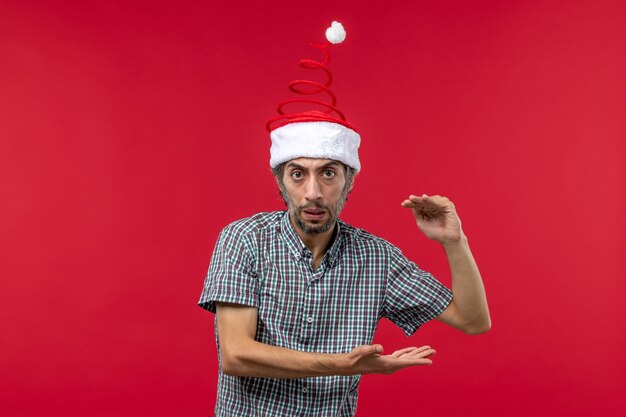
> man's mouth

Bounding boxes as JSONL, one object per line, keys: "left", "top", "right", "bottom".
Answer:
{"left": 302, "top": 208, "right": 326, "bottom": 220}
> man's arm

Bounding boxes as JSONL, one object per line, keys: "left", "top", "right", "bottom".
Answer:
{"left": 401, "top": 194, "right": 491, "bottom": 335}
{"left": 216, "top": 302, "right": 437, "bottom": 378}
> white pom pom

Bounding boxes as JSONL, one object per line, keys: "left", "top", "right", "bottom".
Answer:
{"left": 325, "top": 21, "right": 346, "bottom": 44}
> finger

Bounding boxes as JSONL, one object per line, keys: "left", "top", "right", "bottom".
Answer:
{"left": 390, "top": 346, "right": 418, "bottom": 358}
{"left": 402, "top": 196, "right": 423, "bottom": 203}
{"left": 410, "top": 194, "right": 448, "bottom": 203}
{"left": 403, "top": 348, "right": 437, "bottom": 358}
{"left": 408, "top": 194, "right": 426, "bottom": 202}
{"left": 402, "top": 197, "right": 427, "bottom": 208}
{"left": 390, "top": 346, "right": 436, "bottom": 360}
{"left": 401, "top": 201, "right": 422, "bottom": 209}
{"left": 409, "top": 199, "right": 450, "bottom": 218}
{"left": 409, "top": 195, "right": 437, "bottom": 205}
{"left": 409, "top": 198, "right": 440, "bottom": 212}
{"left": 413, "top": 345, "right": 433, "bottom": 353}
{"left": 385, "top": 356, "right": 434, "bottom": 369}
{"left": 410, "top": 357, "right": 434, "bottom": 365}
{"left": 414, "top": 194, "right": 454, "bottom": 209}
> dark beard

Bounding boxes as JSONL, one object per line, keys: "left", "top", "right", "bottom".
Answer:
{"left": 283, "top": 191, "right": 348, "bottom": 235}
{"left": 292, "top": 206, "right": 336, "bottom": 234}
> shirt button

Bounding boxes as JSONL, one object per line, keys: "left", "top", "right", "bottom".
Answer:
{"left": 307, "top": 316, "right": 313, "bottom": 323}
{"left": 302, "top": 387, "right": 308, "bottom": 393}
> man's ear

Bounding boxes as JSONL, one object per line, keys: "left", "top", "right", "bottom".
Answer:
{"left": 347, "top": 177, "right": 355, "bottom": 193}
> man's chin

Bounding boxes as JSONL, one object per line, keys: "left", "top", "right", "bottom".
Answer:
{"left": 295, "top": 216, "right": 335, "bottom": 235}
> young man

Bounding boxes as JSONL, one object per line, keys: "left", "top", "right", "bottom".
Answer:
{"left": 198, "top": 21, "right": 490, "bottom": 416}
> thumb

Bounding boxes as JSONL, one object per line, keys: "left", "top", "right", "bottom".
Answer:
{"left": 353, "top": 344, "right": 383, "bottom": 357}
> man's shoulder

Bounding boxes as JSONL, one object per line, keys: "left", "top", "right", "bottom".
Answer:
{"left": 338, "top": 219, "right": 401, "bottom": 253}
{"left": 338, "top": 221, "right": 413, "bottom": 270}
{"left": 221, "top": 211, "right": 285, "bottom": 239}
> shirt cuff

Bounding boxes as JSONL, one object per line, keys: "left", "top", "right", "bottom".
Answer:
{"left": 397, "top": 287, "right": 453, "bottom": 337}
{"left": 198, "top": 288, "right": 259, "bottom": 313}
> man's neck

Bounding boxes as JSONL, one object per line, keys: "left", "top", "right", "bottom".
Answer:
{"left": 289, "top": 216, "right": 336, "bottom": 267}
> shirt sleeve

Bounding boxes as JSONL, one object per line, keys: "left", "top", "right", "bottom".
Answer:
{"left": 382, "top": 247, "right": 453, "bottom": 336}
{"left": 198, "top": 224, "right": 259, "bottom": 313}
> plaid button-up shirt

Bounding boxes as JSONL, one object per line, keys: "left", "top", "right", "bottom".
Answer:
{"left": 199, "top": 211, "right": 452, "bottom": 417}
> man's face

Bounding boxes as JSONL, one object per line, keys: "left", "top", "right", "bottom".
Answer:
{"left": 279, "top": 158, "right": 353, "bottom": 235}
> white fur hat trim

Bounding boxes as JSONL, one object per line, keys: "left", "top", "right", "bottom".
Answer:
{"left": 270, "top": 121, "right": 361, "bottom": 171}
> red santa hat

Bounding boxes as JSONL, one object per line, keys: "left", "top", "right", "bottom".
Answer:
{"left": 266, "top": 21, "right": 361, "bottom": 171}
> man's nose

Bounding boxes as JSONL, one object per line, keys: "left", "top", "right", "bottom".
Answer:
{"left": 304, "top": 178, "right": 323, "bottom": 201}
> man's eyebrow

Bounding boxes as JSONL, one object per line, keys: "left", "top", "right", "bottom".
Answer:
{"left": 285, "top": 161, "right": 342, "bottom": 171}
{"left": 320, "top": 162, "right": 341, "bottom": 169}
{"left": 286, "top": 162, "right": 306, "bottom": 170}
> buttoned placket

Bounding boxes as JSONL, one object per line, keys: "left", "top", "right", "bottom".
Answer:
{"left": 298, "top": 248, "right": 328, "bottom": 347}
{"left": 279, "top": 213, "right": 342, "bottom": 350}
{"left": 298, "top": 249, "right": 321, "bottom": 415}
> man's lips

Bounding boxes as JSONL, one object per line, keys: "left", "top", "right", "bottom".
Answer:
{"left": 302, "top": 208, "right": 326, "bottom": 219}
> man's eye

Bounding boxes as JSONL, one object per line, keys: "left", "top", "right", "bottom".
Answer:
{"left": 291, "top": 171, "right": 303, "bottom": 179}
{"left": 323, "top": 170, "right": 336, "bottom": 178}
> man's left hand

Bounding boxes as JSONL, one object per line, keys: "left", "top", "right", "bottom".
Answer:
{"left": 401, "top": 194, "right": 463, "bottom": 244}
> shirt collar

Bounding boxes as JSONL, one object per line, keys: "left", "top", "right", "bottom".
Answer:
{"left": 279, "top": 211, "right": 344, "bottom": 267}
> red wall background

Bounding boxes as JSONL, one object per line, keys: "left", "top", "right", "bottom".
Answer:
{"left": 1, "top": 1, "right": 624, "bottom": 416}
